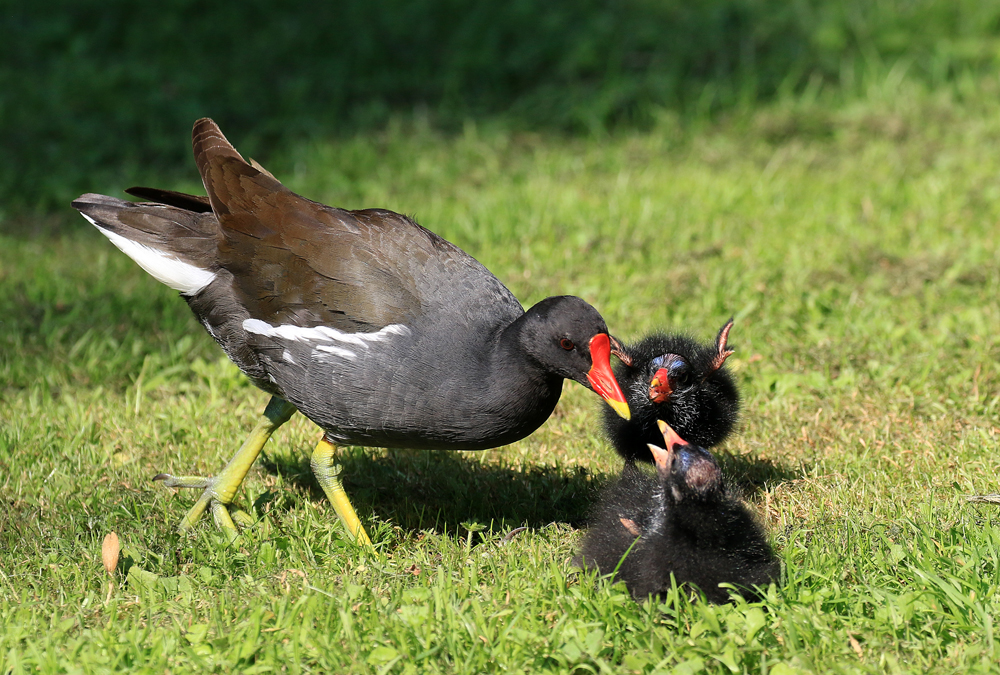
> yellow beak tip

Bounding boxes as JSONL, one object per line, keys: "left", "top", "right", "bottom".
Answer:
{"left": 609, "top": 399, "right": 631, "bottom": 420}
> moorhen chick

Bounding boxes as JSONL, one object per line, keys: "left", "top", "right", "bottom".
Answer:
{"left": 73, "top": 118, "right": 630, "bottom": 544}
{"left": 604, "top": 320, "right": 739, "bottom": 467}
{"left": 577, "top": 420, "right": 779, "bottom": 604}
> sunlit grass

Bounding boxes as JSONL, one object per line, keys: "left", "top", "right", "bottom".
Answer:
{"left": 2, "top": 87, "right": 1000, "bottom": 672}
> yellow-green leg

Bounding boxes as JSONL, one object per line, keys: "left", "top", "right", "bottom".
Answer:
{"left": 154, "top": 396, "right": 297, "bottom": 536}
{"left": 311, "top": 436, "right": 372, "bottom": 546}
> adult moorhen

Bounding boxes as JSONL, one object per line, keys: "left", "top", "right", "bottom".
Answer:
{"left": 73, "top": 118, "right": 630, "bottom": 544}
{"left": 604, "top": 320, "right": 739, "bottom": 467}
{"left": 576, "top": 420, "right": 779, "bottom": 604}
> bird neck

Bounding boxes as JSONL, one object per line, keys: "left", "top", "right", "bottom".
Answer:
{"left": 486, "top": 312, "right": 564, "bottom": 423}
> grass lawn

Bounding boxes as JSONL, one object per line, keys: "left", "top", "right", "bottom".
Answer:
{"left": 2, "top": 83, "right": 1000, "bottom": 672}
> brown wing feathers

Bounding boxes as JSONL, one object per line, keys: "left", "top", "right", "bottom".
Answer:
{"left": 192, "top": 118, "right": 292, "bottom": 222}
{"left": 189, "top": 119, "right": 424, "bottom": 331}
{"left": 112, "top": 119, "right": 454, "bottom": 332}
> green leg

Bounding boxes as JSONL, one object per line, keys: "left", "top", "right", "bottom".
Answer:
{"left": 311, "top": 436, "right": 372, "bottom": 546}
{"left": 154, "top": 396, "right": 297, "bottom": 535}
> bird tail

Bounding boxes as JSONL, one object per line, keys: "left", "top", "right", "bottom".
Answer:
{"left": 72, "top": 193, "right": 220, "bottom": 296}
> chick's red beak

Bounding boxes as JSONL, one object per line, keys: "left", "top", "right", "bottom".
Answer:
{"left": 648, "top": 368, "right": 672, "bottom": 404}
{"left": 656, "top": 419, "right": 687, "bottom": 450}
{"left": 648, "top": 419, "right": 687, "bottom": 476}
{"left": 586, "top": 333, "right": 630, "bottom": 420}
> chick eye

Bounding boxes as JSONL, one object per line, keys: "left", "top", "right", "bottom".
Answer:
{"left": 559, "top": 338, "right": 575, "bottom": 351}
{"left": 668, "top": 360, "right": 690, "bottom": 386}
{"left": 651, "top": 354, "right": 690, "bottom": 385}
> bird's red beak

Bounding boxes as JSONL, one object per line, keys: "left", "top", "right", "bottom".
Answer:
{"left": 648, "top": 419, "right": 687, "bottom": 476}
{"left": 657, "top": 419, "right": 687, "bottom": 450}
{"left": 586, "top": 333, "right": 630, "bottom": 420}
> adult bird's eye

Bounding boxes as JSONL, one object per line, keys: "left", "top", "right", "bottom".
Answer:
{"left": 559, "top": 338, "right": 575, "bottom": 350}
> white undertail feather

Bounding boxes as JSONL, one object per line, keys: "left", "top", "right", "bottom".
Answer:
{"left": 82, "top": 215, "right": 216, "bottom": 296}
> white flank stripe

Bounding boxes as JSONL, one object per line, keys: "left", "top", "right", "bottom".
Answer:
{"left": 315, "top": 344, "right": 357, "bottom": 360}
{"left": 242, "top": 318, "right": 410, "bottom": 346}
{"left": 84, "top": 216, "right": 216, "bottom": 295}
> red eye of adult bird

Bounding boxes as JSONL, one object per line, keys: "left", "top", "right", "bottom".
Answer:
{"left": 587, "top": 333, "right": 630, "bottom": 420}
{"left": 560, "top": 338, "right": 575, "bottom": 350}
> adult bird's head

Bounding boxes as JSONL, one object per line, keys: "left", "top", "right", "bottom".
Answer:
{"left": 517, "top": 296, "right": 629, "bottom": 419}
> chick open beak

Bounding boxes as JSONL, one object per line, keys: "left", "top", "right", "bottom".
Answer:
{"left": 648, "top": 419, "right": 689, "bottom": 476}
{"left": 656, "top": 419, "right": 687, "bottom": 449}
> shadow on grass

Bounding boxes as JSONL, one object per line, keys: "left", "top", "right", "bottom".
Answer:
{"left": 717, "top": 452, "right": 803, "bottom": 497}
{"left": 257, "top": 444, "right": 797, "bottom": 538}
{"left": 260, "top": 449, "right": 603, "bottom": 535}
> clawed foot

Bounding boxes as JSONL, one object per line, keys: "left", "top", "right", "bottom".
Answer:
{"left": 154, "top": 472, "right": 257, "bottom": 537}
{"left": 153, "top": 396, "right": 297, "bottom": 537}
{"left": 151, "top": 396, "right": 371, "bottom": 547}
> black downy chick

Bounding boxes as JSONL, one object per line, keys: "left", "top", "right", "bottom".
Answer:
{"left": 605, "top": 320, "right": 739, "bottom": 466}
{"left": 577, "top": 420, "right": 779, "bottom": 604}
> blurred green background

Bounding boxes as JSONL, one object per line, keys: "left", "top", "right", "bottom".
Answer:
{"left": 4, "top": 0, "right": 1000, "bottom": 215}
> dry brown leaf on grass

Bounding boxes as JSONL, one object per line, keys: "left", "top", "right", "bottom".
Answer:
{"left": 102, "top": 532, "right": 120, "bottom": 576}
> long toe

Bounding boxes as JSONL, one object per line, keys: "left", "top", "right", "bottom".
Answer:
{"left": 153, "top": 473, "right": 213, "bottom": 489}
{"left": 153, "top": 473, "right": 244, "bottom": 533}
{"left": 230, "top": 508, "right": 258, "bottom": 528}
{"left": 967, "top": 494, "right": 1000, "bottom": 504}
